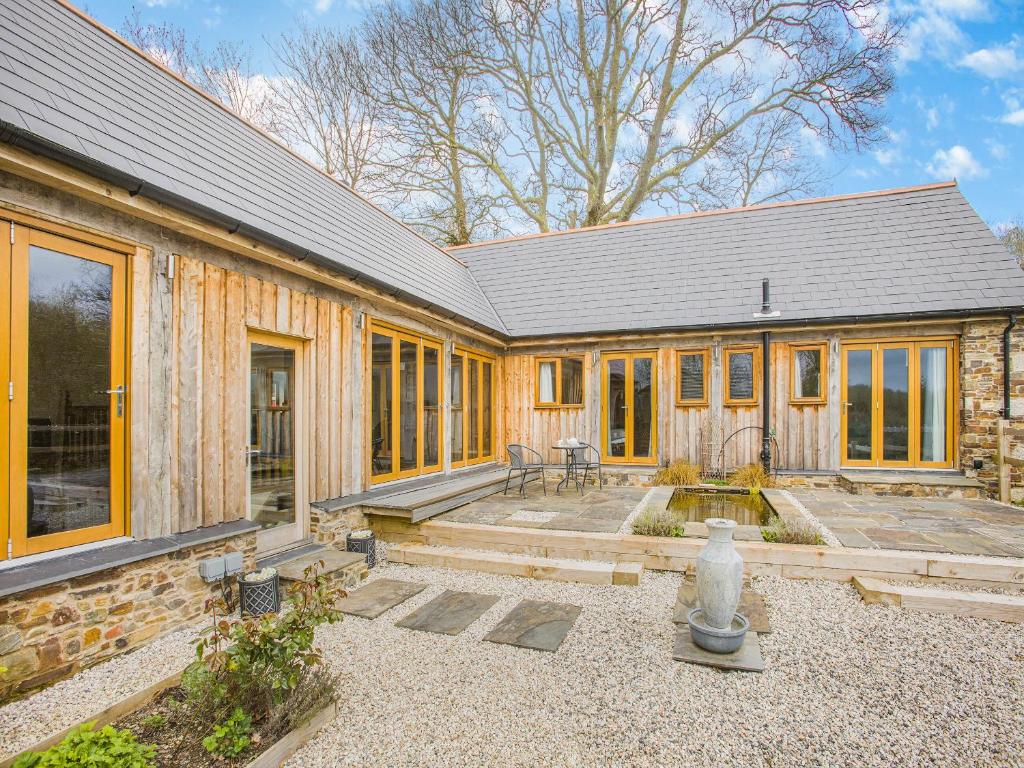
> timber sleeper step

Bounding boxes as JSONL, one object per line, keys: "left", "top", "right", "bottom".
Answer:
{"left": 388, "top": 543, "right": 643, "bottom": 586}
{"left": 853, "top": 576, "right": 1024, "bottom": 623}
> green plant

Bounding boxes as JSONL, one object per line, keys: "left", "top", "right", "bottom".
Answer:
{"left": 729, "top": 463, "right": 775, "bottom": 489}
{"left": 202, "top": 707, "right": 252, "bottom": 758}
{"left": 12, "top": 723, "right": 155, "bottom": 768}
{"left": 652, "top": 460, "right": 702, "bottom": 486}
{"left": 139, "top": 713, "right": 166, "bottom": 731}
{"left": 761, "top": 517, "right": 823, "bottom": 545}
{"left": 631, "top": 508, "right": 686, "bottom": 537}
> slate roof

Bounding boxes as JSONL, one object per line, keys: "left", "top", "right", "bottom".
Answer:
{"left": 0, "top": 0, "right": 507, "bottom": 334}
{"left": 450, "top": 184, "right": 1024, "bottom": 338}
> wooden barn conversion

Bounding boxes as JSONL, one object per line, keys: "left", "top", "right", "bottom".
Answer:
{"left": 0, "top": 0, "right": 1023, "bottom": 693}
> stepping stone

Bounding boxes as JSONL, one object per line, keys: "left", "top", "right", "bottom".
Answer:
{"left": 673, "top": 584, "right": 771, "bottom": 633}
{"left": 336, "top": 578, "right": 426, "bottom": 619}
{"left": 396, "top": 590, "right": 500, "bottom": 636}
{"left": 277, "top": 549, "right": 368, "bottom": 588}
{"left": 673, "top": 625, "right": 764, "bottom": 673}
{"left": 484, "top": 599, "right": 581, "bottom": 653}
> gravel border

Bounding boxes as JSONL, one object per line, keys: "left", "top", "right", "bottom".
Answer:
{"left": 618, "top": 486, "right": 659, "bottom": 534}
{"left": 778, "top": 489, "right": 844, "bottom": 547}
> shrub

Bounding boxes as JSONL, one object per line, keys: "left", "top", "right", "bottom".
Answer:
{"left": 202, "top": 707, "right": 252, "bottom": 758}
{"left": 761, "top": 517, "right": 823, "bottom": 545}
{"left": 729, "top": 463, "right": 775, "bottom": 489}
{"left": 652, "top": 460, "right": 702, "bottom": 486}
{"left": 631, "top": 508, "right": 686, "bottom": 537}
{"left": 13, "top": 723, "right": 155, "bottom": 768}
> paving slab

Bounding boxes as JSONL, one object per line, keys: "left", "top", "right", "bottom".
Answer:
{"left": 484, "top": 599, "right": 582, "bottom": 652}
{"left": 276, "top": 549, "right": 366, "bottom": 581}
{"left": 336, "top": 578, "right": 427, "bottom": 619}
{"left": 673, "top": 625, "right": 764, "bottom": 672}
{"left": 396, "top": 590, "right": 500, "bottom": 636}
{"left": 673, "top": 585, "right": 772, "bottom": 633}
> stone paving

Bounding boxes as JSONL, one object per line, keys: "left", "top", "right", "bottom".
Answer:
{"left": 790, "top": 489, "right": 1024, "bottom": 557}
{"left": 437, "top": 486, "right": 649, "bottom": 533}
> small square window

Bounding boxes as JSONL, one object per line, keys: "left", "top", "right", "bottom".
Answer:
{"left": 791, "top": 342, "right": 827, "bottom": 404}
{"left": 535, "top": 356, "right": 585, "bottom": 407}
{"left": 677, "top": 349, "right": 708, "bottom": 406}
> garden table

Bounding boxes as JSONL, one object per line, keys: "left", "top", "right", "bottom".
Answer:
{"left": 552, "top": 441, "right": 586, "bottom": 494}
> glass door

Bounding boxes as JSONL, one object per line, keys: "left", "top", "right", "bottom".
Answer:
{"left": 451, "top": 346, "right": 495, "bottom": 469}
{"left": 7, "top": 227, "right": 128, "bottom": 558}
{"left": 841, "top": 339, "right": 955, "bottom": 469}
{"left": 248, "top": 331, "right": 305, "bottom": 554}
{"left": 601, "top": 351, "right": 657, "bottom": 465}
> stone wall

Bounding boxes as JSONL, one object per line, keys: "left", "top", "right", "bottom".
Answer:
{"left": 310, "top": 506, "right": 368, "bottom": 550}
{"left": 960, "top": 319, "right": 1024, "bottom": 498}
{"left": 0, "top": 533, "right": 256, "bottom": 700}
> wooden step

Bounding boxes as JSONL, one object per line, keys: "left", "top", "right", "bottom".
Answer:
{"left": 388, "top": 543, "right": 643, "bottom": 586}
{"left": 853, "top": 576, "right": 1024, "bottom": 623}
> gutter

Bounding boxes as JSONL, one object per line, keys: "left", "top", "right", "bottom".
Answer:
{"left": 0, "top": 122, "right": 507, "bottom": 340}
{"left": 1004, "top": 314, "right": 1017, "bottom": 418}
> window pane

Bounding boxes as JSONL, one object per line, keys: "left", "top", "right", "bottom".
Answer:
{"left": 423, "top": 345, "right": 439, "bottom": 467}
{"left": 538, "top": 361, "right": 555, "bottom": 402}
{"left": 632, "top": 356, "right": 653, "bottom": 458}
{"left": 882, "top": 347, "right": 909, "bottom": 462}
{"left": 371, "top": 333, "right": 393, "bottom": 476}
{"left": 846, "top": 348, "right": 873, "bottom": 461}
{"left": 560, "top": 358, "right": 583, "bottom": 405}
{"left": 468, "top": 361, "right": 479, "bottom": 460}
{"left": 399, "top": 340, "right": 418, "bottom": 471}
{"left": 27, "top": 246, "right": 113, "bottom": 538}
{"left": 606, "top": 359, "right": 626, "bottom": 457}
{"left": 679, "top": 353, "right": 705, "bottom": 402}
{"left": 794, "top": 348, "right": 821, "bottom": 399}
{"left": 249, "top": 343, "right": 295, "bottom": 530}
{"left": 728, "top": 352, "right": 754, "bottom": 401}
{"left": 482, "top": 361, "right": 492, "bottom": 457}
{"left": 920, "top": 347, "right": 947, "bottom": 463}
{"left": 451, "top": 353, "right": 464, "bottom": 463}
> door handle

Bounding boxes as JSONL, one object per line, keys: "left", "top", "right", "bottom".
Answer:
{"left": 98, "top": 385, "right": 126, "bottom": 417}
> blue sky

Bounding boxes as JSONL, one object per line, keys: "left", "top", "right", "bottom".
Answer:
{"left": 80, "top": 0, "right": 1024, "bottom": 230}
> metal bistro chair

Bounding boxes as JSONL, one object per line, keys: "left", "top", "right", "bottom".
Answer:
{"left": 504, "top": 444, "right": 547, "bottom": 497}
{"left": 570, "top": 442, "right": 602, "bottom": 494}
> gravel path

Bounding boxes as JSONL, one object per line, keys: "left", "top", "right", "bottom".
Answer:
{"left": 2, "top": 566, "right": 1022, "bottom": 768}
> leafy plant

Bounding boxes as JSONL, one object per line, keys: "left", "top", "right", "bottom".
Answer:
{"left": 652, "top": 460, "right": 702, "bottom": 486}
{"left": 139, "top": 713, "right": 166, "bottom": 730}
{"left": 761, "top": 517, "right": 823, "bottom": 545}
{"left": 12, "top": 723, "right": 155, "bottom": 768}
{"left": 631, "top": 508, "right": 686, "bottom": 537}
{"left": 729, "top": 463, "right": 775, "bottom": 489}
{"left": 202, "top": 707, "right": 252, "bottom": 759}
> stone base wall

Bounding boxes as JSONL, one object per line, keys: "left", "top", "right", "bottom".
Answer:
{"left": 773, "top": 474, "right": 842, "bottom": 490}
{"left": 310, "top": 506, "right": 368, "bottom": 550}
{"left": 0, "top": 533, "right": 256, "bottom": 700}
{"left": 960, "top": 319, "right": 1024, "bottom": 498}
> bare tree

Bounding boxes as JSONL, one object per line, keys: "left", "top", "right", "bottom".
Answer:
{"left": 997, "top": 218, "right": 1024, "bottom": 267}
{"left": 269, "top": 25, "right": 387, "bottom": 191}
{"left": 120, "top": 7, "right": 280, "bottom": 132}
{"left": 360, "top": 0, "right": 504, "bottom": 245}
{"left": 470, "top": 0, "right": 900, "bottom": 231}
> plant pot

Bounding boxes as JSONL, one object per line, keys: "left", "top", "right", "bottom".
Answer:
{"left": 239, "top": 573, "right": 281, "bottom": 616}
{"left": 687, "top": 608, "right": 749, "bottom": 654}
{"left": 347, "top": 530, "right": 376, "bottom": 569}
{"left": 695, "top": 518, "right": 743, "bottom": 629}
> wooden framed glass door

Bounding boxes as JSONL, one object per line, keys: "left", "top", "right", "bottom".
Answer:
{"left": 841, "top": 339, "right": 955, "bottom": 469}
{"left": 248, "top": 330, "right": 306, "bottom": 554}
{"left": 369, "top": 320, "right": 443, "bottom": 484}
{"left": 7, "top": 227, "right": 128, "bottom": 558}
{"left": 601, "top": 351, "right": 657, "bottom": 465}
{"left": 451, "top": 346, "right": 495, "bottom": 469}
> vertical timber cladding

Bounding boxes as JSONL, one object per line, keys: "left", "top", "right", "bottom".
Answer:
{"left": 169, "top": 254, "right": 350, "bottom": 534}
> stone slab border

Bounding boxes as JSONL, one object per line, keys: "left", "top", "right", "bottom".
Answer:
{"left": 371, "top": 518, "right": 1024, "bottom": 590}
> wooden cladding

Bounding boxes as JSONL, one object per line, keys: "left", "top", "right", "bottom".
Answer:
{"left": 169, "top": 255, "right": 350, "bottom": 533}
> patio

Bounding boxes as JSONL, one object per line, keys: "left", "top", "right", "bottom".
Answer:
{"left": 437, "top": 487, "right": 648, "bottom": 533}
{"left": 789, "top": 489, "right": 1024, "bottom": 557}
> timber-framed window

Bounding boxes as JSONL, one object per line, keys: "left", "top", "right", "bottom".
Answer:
{"left": 790, "top": 342, "right": 827, "bottom": 405}
{"left": 369, "top": 320, "right": 443, "bottom": 484}
{"left": 535, "top": 356, "right": 584, "bottom": 407}
{"left": 452, "top": 346, "right": 496, "bottom": 468}
{"left": 676, "top": 349, "right": 709, "bottom": 407}
{"left": 724, "top": 346, "right": 760, "bottom": 406}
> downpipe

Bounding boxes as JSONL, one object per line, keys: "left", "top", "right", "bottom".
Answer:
{"left": 1004, "top": 314, "right": 1017, "bottom": 419}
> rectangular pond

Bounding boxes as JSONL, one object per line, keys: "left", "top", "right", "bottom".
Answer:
{"left": 668, "top": 488, "right": 775, "bottom": 527}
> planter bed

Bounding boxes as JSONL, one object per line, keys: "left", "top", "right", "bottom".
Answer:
{"left": 0, "top": 667, "right": 337, "bottom": 768}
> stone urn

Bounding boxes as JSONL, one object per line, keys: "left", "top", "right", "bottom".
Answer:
{"left": 695, "top": 518, "right": 743, "bottom": 629}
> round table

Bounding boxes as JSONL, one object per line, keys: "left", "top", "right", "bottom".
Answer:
{"left": 552, "top": 442, "right": 586, "bottom": 494}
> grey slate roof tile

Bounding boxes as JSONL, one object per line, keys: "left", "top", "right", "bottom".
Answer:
{"left": 0, "top": 0, "right": 506, "bottom": 334}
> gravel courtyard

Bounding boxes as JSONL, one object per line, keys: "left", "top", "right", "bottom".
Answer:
{"left": 2, "top": 564, "right": 1022, "bottom": 768}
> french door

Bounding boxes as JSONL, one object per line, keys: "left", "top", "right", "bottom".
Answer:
{"left": 2, "top": 225, "right": 128, "bottom": 559}
{"left": 601, "top": 351, "right": 657, "bottom": 465}
{"left": 841, "top": 339, "right": 955, "bottom": 468}
{"left": 451, "top": 346, "right": 495, "bottom": 468}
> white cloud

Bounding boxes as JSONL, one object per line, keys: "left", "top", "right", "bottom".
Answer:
{"left": 931, "top": 0, "right": 989, "bottom": 19}
{"left": 314, "top": 0, "right": 335, "bottom": 12}
{"left": 799, "top": 126, "right": 826, "bottom": 158}
{"left": 1001, "top": 109, "right": 1024, "bottom": 126}
{"left": 960, "top": 43, "right": 1024, "bottom": 79}
{"left": 987, "top": 140, "right": 1009, "bottom": 160}
{"left": 874, "top": 148, "right": 901, "bottom": 167}
{"left": 925, "top": 145, "right": 988, "bottom": 180}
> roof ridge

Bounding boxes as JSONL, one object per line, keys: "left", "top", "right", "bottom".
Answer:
{"left": 55, "top": 0, "right": 470, "bottom": 269}
{"left": 448, "top": 181, "right": 959, "bottom": 252}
